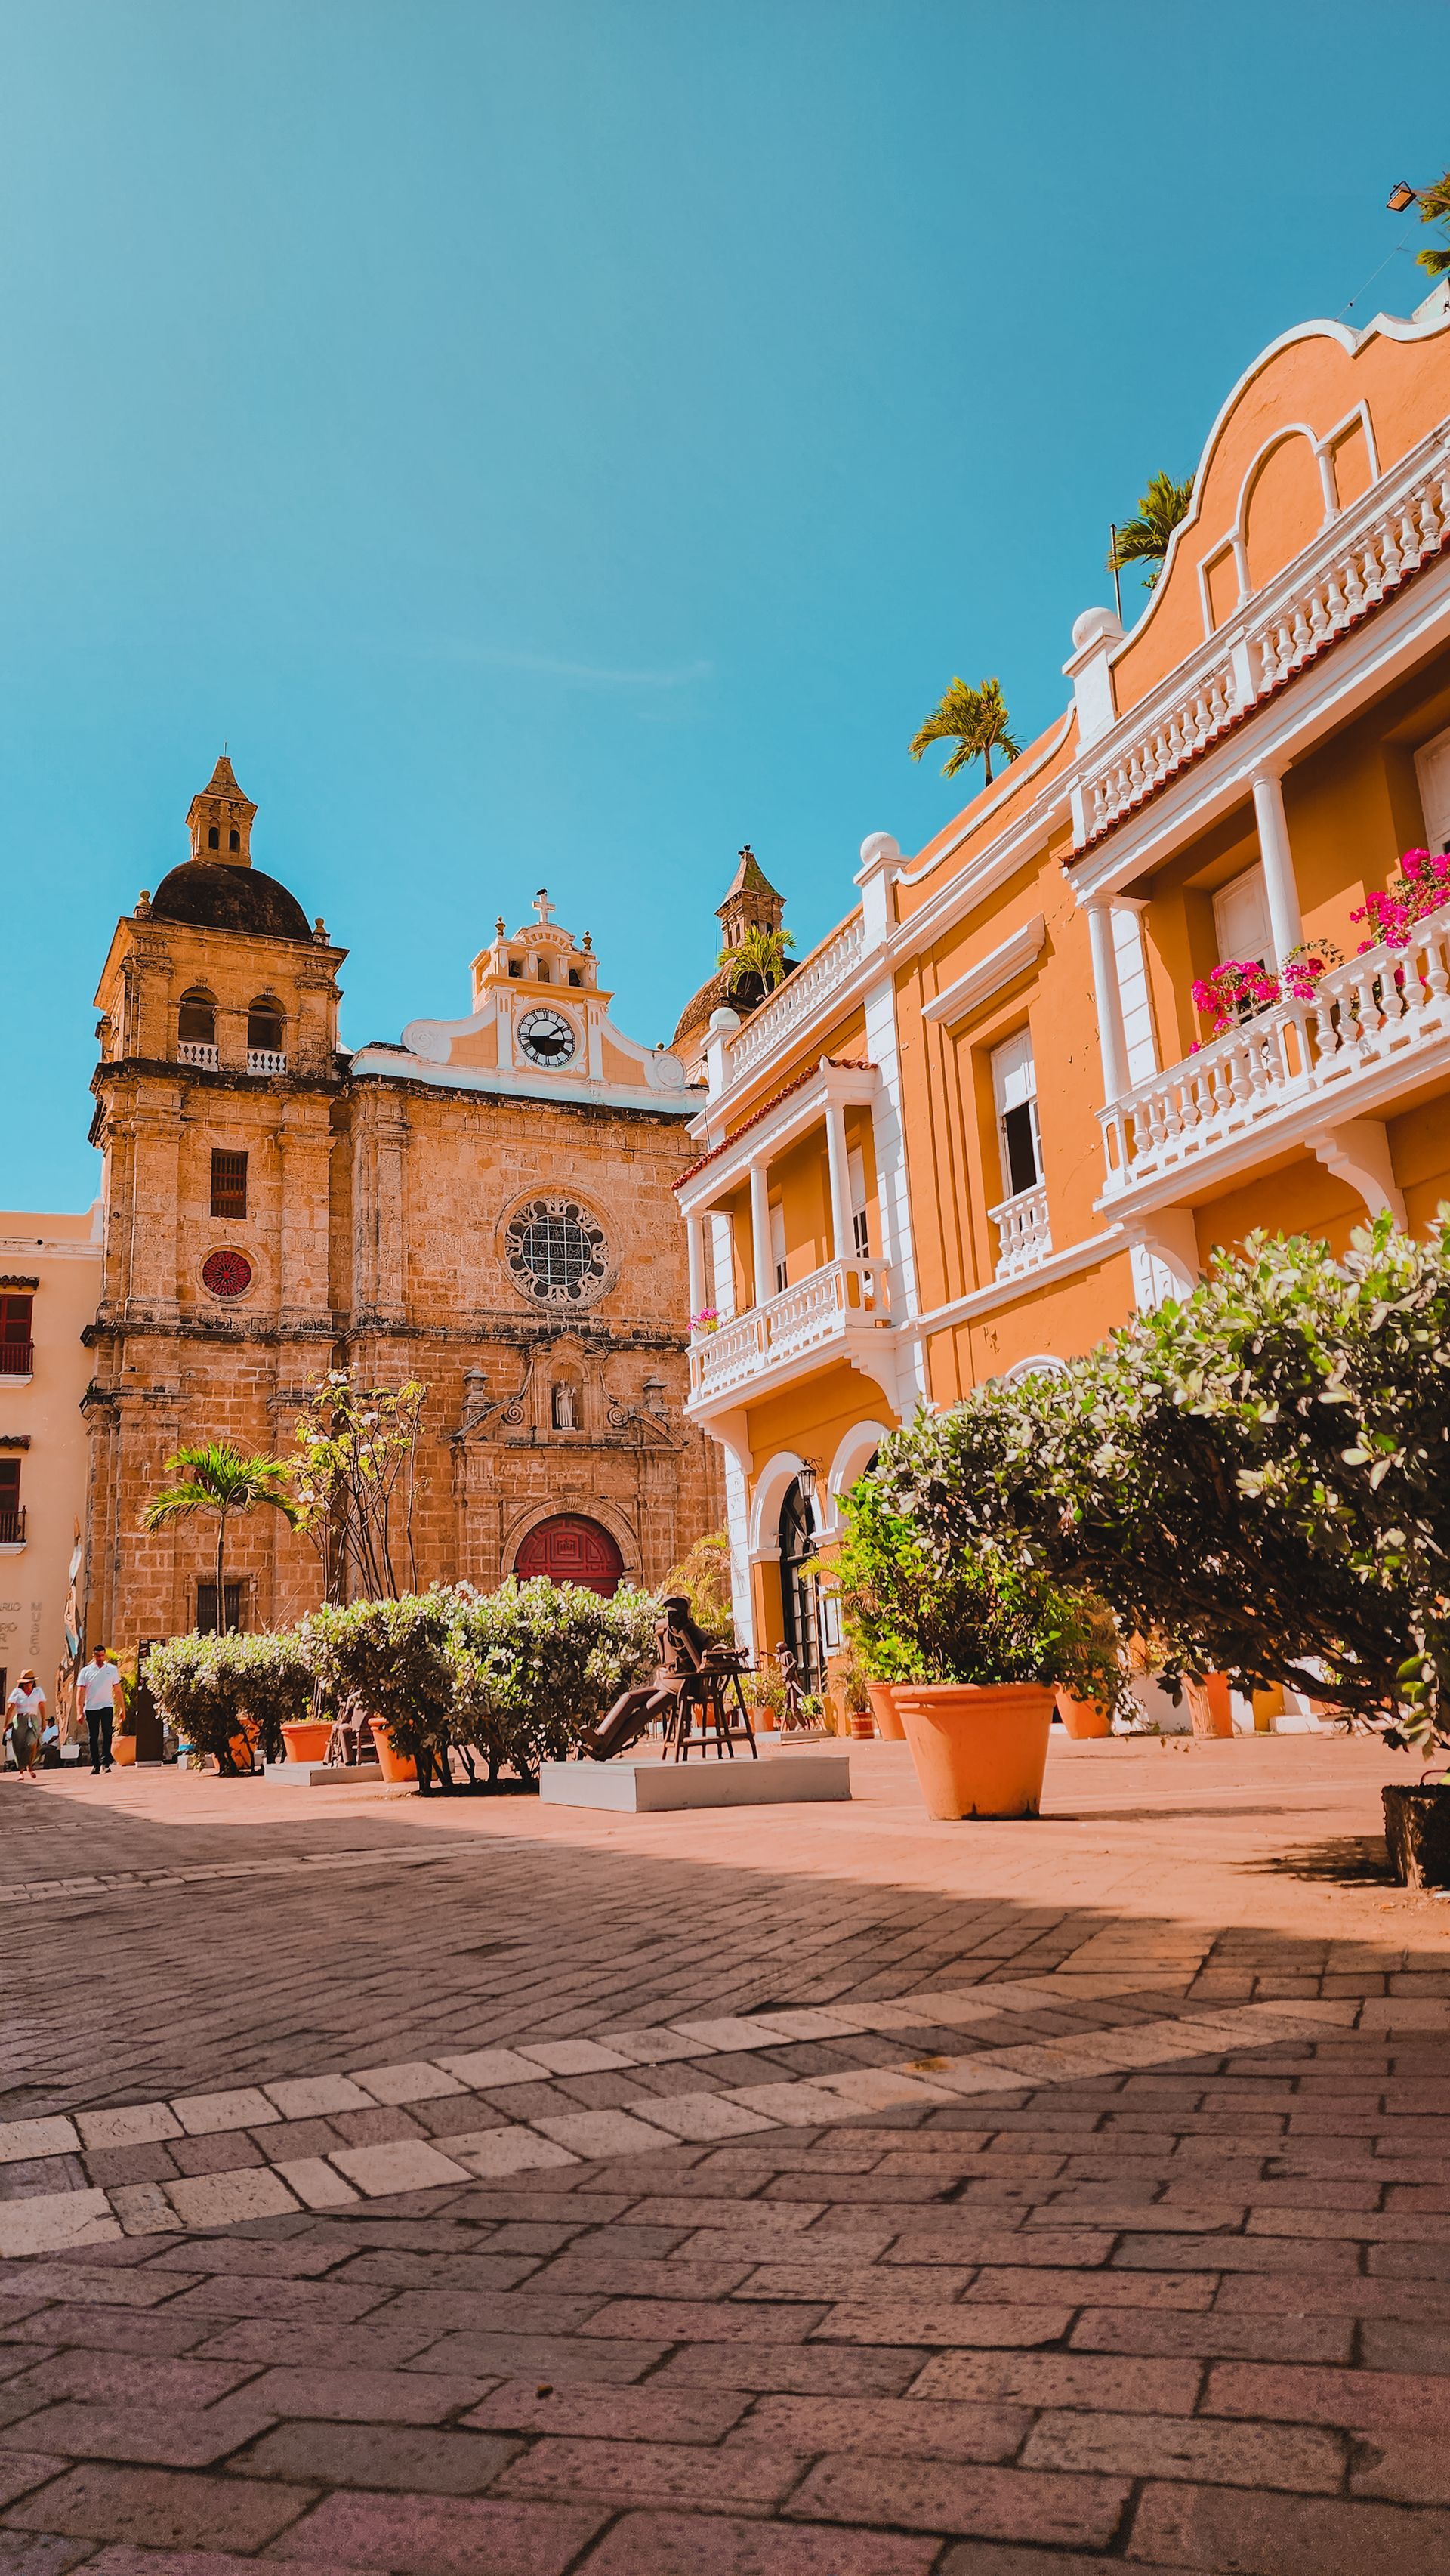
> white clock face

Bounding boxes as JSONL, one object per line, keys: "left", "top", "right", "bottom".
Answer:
{"left": 517, "top": 1007, "right": 577, "bottom": 1069}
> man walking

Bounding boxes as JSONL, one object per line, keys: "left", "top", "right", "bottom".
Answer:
{"left": 75, "top": 1648, "right": 122, "bottom": 1775}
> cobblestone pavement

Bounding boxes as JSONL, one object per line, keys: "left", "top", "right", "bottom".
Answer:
{"left": 0, "top": 1731, "right": 1445, "bottom": 2572}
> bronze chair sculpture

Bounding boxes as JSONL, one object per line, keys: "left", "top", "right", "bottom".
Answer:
{"left": 588, "top": 1596, "right": 757, "bottom": 1763}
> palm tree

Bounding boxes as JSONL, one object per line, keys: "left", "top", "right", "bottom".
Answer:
{"left": 1107, "top": 471, "right": 1195, "bottom": 592}
{"left": 717, "top": 922, "right": 795, "bottom": 1003}
{"left": 1415, "top": 169, "right": 1450, "bottom": 276}
{"left": 143, "top": 1444, "right": 299, "bottom": 1629}
{"left": 909, "top": 676, "right": 1020, "bottom": 786}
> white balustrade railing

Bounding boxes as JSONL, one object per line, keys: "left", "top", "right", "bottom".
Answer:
{"left": 1100, "top": 895, "right": 1450, "bottom": 1192}
{"left": 247, "top": 1049, "right": 288, "bottom": 1076}
{"left": 725, "top": 912, "right": 867, "bottom": 1083}
{"left": 689, "top": 1256, "right": 888, "bottom": 1399}
{"left": 1081, "top": 427, "right": 1450, "bottom": 844}
{"left": 988, "top": 1178, "right": 1052, "bottom": 1278}
{"left": 177, "top": 1040, "right": 219, "bottom": 1070}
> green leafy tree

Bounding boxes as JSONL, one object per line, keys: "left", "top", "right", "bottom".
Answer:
{"left": 717, "top": 925, "right": 796, "bottom": 1005}
{"left": 288, "top": 1376, "right": 427, "bottom": 1601}
{"left": 142, "top": 1632, "right": 252, "bottom": 1773}
{"left": 1107, "top": 471, "right": 1195, "bottom": 591}
{"left": 909, "top": 676, "right": 1020, "bottom": 787}
{"left": 868, "top": 1219, "right": 1450, "bottom": 1742}
{"left": 299, "top": 1592, "right": 458, "bottom": 1786}
{"left": 447, "top": 1579, "right": 658, "bottom": 1784}
{"left": 827, "top": 1478, "right": 1126, "bottom": 1707}
{"left": 234, "top": 1630, "right": 314, "bottom": 1762}
{"left": 1414, "top": 169, "right": 1450, "bottom": 276}
{"left": 142, "top": 1444, "right": 299, "bottom": 1625}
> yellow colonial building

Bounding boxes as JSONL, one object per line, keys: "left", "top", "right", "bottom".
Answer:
{"left": 677, "top": 282, "right": 1450, "bottom": 1700}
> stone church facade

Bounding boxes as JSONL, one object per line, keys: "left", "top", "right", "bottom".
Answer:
{"left": 83, "top": 757, "right": 720, "bottom": 1663}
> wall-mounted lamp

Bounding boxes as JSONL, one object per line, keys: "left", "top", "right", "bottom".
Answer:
{"left": 796, "top": 1456, "right": 819, "bottom": 1507}
{"left": 1387, "top": 181, "right": 1420, "bottom": 212}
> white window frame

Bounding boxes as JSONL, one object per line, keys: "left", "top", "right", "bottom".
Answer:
{"left": 1213, "top": 861, "right": 1273, "bottom": 967}
{"left": 990, "top": 1027, "right": 1042, "bottom": 1200}
{"left": 1415, "top": 721, "right": 1450, "bottom": 856}
{"left": 770, "top": 1200, "right": 788, "bottom": 1295}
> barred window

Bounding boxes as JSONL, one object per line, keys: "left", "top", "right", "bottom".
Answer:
{"left": 504, "top": 1198, "right": 608, "bottom": 1306}
{"left": 210, "top": 1151, "right": 248, "bottom": 1220}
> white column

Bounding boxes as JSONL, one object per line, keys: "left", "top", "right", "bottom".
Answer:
{"left": 824, "top": 1095, "right": 852, "bottom": 1262}
{"left": 1251, "top": 770, "right": 1303, "bottom": 962}
{"left": 1085, "top": 899, "right": 1130, "bottom": 1104}
{"left": 686, "top": 1213, "right": 706, "bottom": 1316}
{"left": 749, "top": 1162, "right": 773, "bottom": 1309}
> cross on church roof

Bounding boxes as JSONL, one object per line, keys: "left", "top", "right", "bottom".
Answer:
{"left": 532, "top": 888, "right": 556, "bottom": 927}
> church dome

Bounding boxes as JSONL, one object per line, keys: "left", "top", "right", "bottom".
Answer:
{"left": 149, "top": 860, "right": 312, "bottom": 942}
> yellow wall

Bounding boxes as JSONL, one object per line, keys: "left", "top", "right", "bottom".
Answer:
{"left": 0, "top": 1208, "right": 103, "bottom": 1713}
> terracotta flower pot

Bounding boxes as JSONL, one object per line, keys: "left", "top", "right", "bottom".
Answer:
{"left": 849, "top": 1710, "right": 875, "bottom": 1740}
{"left": 112, "top": 1735, "right": 137, "bottom": 1766}
{"left": 754, "top": 1704, "right": 779, "bottom": 1732}
{"left": 280, "top": 1720, "right": 333, "bottom": 1765}
{"left": 866, "top": 1682, "right": 905, "bottom": 1741}
{"left": 1054, "top": 1688, "right": 1113, "bottom": 1740}
{"left": 369, "top": 1718, "right": 417, "bottom": 1783}
{"left": 893, "top": 1681, "right": 1054, "bottom": 1821}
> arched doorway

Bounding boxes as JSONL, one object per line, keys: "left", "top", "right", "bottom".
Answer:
{"left": 778, "top": 1478, "right": 822, "bottom": 1691}
{"left": 514, "top": 1513, "right": 625, "bottom": 1597}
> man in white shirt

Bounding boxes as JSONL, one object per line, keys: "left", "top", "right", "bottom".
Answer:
{"left": 75, "top": 1649, "right": 122, "bottom": 1775}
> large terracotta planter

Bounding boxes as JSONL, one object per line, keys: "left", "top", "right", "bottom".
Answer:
{"left": 280, "top": 1720, "right": 333, "bottom": 1765}
{"left": 893, "top": 1681, "right": 1054, "bottom": 1821}
{"left": 369, "top": 1718, "right": 417, "bottom": 1784}
{"left": 1054, "top": 1688, "right": 1112, "bottom": 1740}
{"left": 866, "top": 1682, "right": 905, "bottom": 1741}
{"left": 112, "top": 1735, "right": 137, "bottom": 1766}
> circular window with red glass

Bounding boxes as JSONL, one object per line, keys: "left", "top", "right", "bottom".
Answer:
{"left": 202, "top": 1249, "right": 254, "bottom": 1299}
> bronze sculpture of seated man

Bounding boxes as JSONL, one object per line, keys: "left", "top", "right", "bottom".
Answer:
{"left": 587, "top": 1596, "right": 748, "bottom": 1761}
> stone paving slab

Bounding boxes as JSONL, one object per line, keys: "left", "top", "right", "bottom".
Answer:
{"left": 0, "top": 1734, "right": 1447, "bottom": 2568}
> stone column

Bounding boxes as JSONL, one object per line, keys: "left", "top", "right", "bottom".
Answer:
{"left": 1085, "top": 899, "right": 1130, "bottom": 1104}
{"left": 1251, "top": 769, "right": 1304, "bottom": 962}
{"left": 126, "top": 1100, "right": 182, "bottom": 1324}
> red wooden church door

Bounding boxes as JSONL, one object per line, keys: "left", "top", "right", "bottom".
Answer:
{"left": 514, "top": 1514, "right": 625, "bottom": 1598}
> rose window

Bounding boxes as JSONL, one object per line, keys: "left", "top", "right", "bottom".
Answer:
{"left": 202, "top": 1249, "right": 254, "bottom": 1299}
{"left": 504, "top": 1199, "right": 608, "bottom": 1305}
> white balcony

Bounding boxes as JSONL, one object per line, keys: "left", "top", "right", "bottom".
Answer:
{"left": 724, "top": 913, "right": 867, "bottom": 1085}
{"left": 686, "top": 1256, "right": 893, "bottom": 1416}
{"left": 1100, "top": 895, "right": 1450, "bottom": 1204}
{"left": 989, "top": 1179, "right": 1053, "bottom": 1278}
{"left": 247, "top": 1049, "right": 288, "bottom": 1076}
{"left": 1078, "top": 425, "right": 1450, "bottom": 850}
{"left": 178, "top": 1041, "right": 219, "bottom": 1070}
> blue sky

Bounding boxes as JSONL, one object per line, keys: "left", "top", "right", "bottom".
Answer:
{"left": 3, "top": 0, "right": 1445, "bottom": 1209}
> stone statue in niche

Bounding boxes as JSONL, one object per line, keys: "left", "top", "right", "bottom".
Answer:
{"left": 551, "top": 1381, "right": 578, "bottom": 1430}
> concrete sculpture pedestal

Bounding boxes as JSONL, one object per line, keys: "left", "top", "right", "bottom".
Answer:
{"left": 262, "top": 1761, "right": 383, "bottom": 1788}
{"left": 538, "top": 1752, "right": 851, "bottom": 1812}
